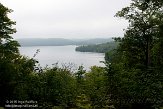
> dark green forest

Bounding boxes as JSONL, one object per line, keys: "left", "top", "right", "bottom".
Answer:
{"left": 75, "top": 42, "right": 118, "bottom": 53}
{"left": 0, "top": 0, "right": 163, "bottom": 109}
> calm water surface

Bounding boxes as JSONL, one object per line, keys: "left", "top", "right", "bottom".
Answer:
{"left": 19, "top": 45, "right": 105, "bottom": 71}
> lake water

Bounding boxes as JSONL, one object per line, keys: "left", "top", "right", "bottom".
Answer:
{"left": 19, "top": 45, "right": 105, "bottom": 71}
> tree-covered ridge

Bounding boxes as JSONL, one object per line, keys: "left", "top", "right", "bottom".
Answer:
{"left": 17, "top": 38, "right": 113, "bottom": 46}
{"left": 75, "top": 41, "right": 118, "bottom": 53}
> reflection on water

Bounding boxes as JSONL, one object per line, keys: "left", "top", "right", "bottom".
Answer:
{"left": 19, "top": 45, "right": 105, "bottom": 71}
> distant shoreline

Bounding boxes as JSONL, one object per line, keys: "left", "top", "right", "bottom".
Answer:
{"left": 16, "top": 38, "right": 113, "bottom": 47}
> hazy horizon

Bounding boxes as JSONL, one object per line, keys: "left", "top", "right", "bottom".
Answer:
{"left": 1, "top": 0, "right": 130, "bottom": 39}
{"left": 15, "top": 37, "right": 113, "bottom": 40}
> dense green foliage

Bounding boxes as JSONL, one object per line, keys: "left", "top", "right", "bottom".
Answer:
{"left": 0, "top": 2, "right": 20, "bottom": 106}
{"left": 104, "top": 0, "right": 163, "bottom": 108}
{"left": 0, "top": 0, "right": 163, "bottom": 109}
{"left": 75, "top": 42, "right": 118, "bottom": 53}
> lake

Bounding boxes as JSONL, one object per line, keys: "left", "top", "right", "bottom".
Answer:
{"left": 19, "top": 45, "right": 105, "bottom": 71}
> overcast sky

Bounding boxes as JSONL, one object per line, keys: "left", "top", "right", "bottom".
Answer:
{"left": 1, "top": 0, "right": 131, "bottom": 39}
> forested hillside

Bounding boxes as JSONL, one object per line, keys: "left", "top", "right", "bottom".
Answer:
{"left": 0, "top": 0, "right": 163, "bottom": 109}
{"left": 17, "top": 38, "right": 113, "bottom": 46}
{"left": 75, "top": 38, "right": 113, "bottom": 45}
{"left": 75, "top": 41, "right": 118, "bottom": 53}
{"left": 17, "top": 38, "right": 76, "bottom": 46}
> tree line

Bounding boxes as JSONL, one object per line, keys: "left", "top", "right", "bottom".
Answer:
{"left": 75, "top": 42, "right": 118, "bottom": 53}
{"left": 0, "top": 0, "right": 163, "bottom": 109}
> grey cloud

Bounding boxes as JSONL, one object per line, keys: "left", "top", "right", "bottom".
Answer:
{"left": 1, "top": 0, "right": 131, "bottom": 39}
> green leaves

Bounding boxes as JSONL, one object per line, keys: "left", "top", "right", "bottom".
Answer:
{"left": 0, "top": 3, "right": 21, "bottom": 106}
{"left": 105, "top": 0, "right": 163, "bottom": 108}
